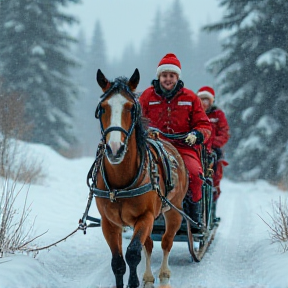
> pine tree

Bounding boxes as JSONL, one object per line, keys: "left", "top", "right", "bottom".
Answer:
{"left": 205, "top": 0, "right": 288, "bottom": 184}
{"left": 87, "top": 21, "right": 108, "bottom": 93}
{"left": 191, "top": 29, "right": 221, "bottom": 91}
{"left": 0, "top": 0, "right": 80, "bottom": 150}
{"left": 115, "top": 44, "right": 139, "bottom": 80}
{"left": 138, "top": 0, "right": 195, "bottom": 89}
{"left": 138, "top": 9, "right": 166, "bottom": 90}
{"left": 70, "top": 29, "right": 89, "bottom": 156}
{"left": 161, "top": 0, "right": 194, "bottom": 87}
{"left": 82, "top": 20, "right": 108, "bottom": 156}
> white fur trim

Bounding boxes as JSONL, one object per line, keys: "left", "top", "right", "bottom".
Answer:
{"left": 156, "top": 64, "right": 181, "bottom": 78}
{"left": 197, "top": 91, "right": 214, "bottom": 102}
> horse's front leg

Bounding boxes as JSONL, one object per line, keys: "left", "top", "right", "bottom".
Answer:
{"left": 101, "top": 217, "right": 126, "bottom": 288}
{"left": 126, "top": 213, "right": 154, "bottom": 288}
{"left": 143, "top": 236, "right": 155, "bottom": 286}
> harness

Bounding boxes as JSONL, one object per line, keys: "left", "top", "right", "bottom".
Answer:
{"left": 147, "top": 127, "right": 189, "bottom": 140}
{"left": 86, "top": 138, "right": 174, "bottom": 202}
{"left": 79, "top": 79, "right": 202, "bottom": 233}
{"left": 89, "top": 145, "right": 153, "bottom": 202}
{"left": 146, "top": 137, "right": 175, "bottom": 196}
{"left": 80, "top": 137, "right": 202, "bottom": 233}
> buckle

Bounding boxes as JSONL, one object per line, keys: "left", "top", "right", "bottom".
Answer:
{"left": 109, "top": 190, "right": 117, "bottom": 202}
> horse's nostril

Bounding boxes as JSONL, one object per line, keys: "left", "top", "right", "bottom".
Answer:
{"left": 106, "top": 144, "right": 113, "bottom": 156}
{"left": 117, "top": 144, "right": 125, "bottom": 157}
{"left": 105, "top": 142, "right": 126, "bottom": 164}
{"left": 106, "top": 142, "right": 125, "bottom": 159}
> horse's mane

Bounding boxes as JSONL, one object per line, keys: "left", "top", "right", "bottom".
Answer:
{"left": 136, "top": 114, "right": 149, "bottom": 152}
{"left": 104, "top": 76, "right": 149, "bottom": 152}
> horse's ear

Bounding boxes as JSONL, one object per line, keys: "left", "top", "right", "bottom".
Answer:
{"left": 96, "top": 69, "right": 111, "bottom": 92}
{"left": 128, "top": 68, "right": 140, "bottom": 91}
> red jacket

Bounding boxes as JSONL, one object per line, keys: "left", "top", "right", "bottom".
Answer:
{"left": 205, "top": 105, "right": 230, "bottom": 151}
{"left": 139, "top": 85, "right": 212, "bottom": 150}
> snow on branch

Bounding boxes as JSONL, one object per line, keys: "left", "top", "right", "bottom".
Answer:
{"left": 240, "top": 9, "right": 264, "bottom": 29}
{"left": 256, "top": 48, "right": 287, "bottom": 71}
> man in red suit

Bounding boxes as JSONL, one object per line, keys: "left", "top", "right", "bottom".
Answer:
{"left": 139, "top": 53, "right": 212, "bottom": 224}
{"left": 197, "top": 86, "right": 230, "bottom": 205}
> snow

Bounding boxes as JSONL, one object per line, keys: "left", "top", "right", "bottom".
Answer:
{"left": 241, "top": 107, "right": 255, "bottom": 122}
{"left": 240, "top": 10, "right": 263, "bottom": 29}
{"left": 237, "top": 135, "right": 262, "bottom": 151}
{"left": 31, "top": 45, "right": 45, "bottom": 56}
{"left": 1, "top": 142, "right": 288, "bottom": 288}
{"left": 255, "top": 116, "right": 280, "bottom": 136}
{"left": 256, "top": 48, "right": 287, "bottom": 70}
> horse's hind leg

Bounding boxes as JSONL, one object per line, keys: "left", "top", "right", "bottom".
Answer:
{"left": 159, "top": 209, "right": 182, "bottom": 282}
{"left": 102, "top": 217, "right": 126, "bottom": 288}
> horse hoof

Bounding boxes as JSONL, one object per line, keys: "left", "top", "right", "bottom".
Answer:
{"left": 159, "top": 277, "right": 170, "bottom": 285}
{"left": 143, "top": 273, "right": 155, "bottom": 284}
{"left": 143, "top": 281, "right": 154, "bottom": 288}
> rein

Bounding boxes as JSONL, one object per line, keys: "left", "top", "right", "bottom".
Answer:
{"left": 148, "top": 127, "right": 190, "bottom": 140}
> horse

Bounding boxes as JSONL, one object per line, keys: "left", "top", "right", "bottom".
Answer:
{"left": 93, "top": 68, "right": 188, "bottom": 288}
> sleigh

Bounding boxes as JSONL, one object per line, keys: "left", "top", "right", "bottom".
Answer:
{"left": 150, "top": 146, "right": 219, "bottom": 262}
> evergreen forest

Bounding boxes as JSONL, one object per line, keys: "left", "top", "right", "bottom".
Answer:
{"left": 1, "top": 0, "right": 288, "bottom": 188}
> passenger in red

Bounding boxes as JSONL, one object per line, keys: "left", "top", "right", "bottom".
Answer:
{"left": 197, "top": 86, "right": 230, "bottom": 203}
{"left": 139, "top": 53, "right": 212, "bottom": 223}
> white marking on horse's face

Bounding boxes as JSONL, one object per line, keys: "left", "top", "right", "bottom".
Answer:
{"left": 107, "top": 94, "right": 128, "bottom": 156}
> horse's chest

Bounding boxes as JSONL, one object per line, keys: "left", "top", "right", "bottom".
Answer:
{"left": 99, "top": 200, "right": 140, "bottom": 226}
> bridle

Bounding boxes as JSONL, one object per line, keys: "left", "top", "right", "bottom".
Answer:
{"left": 91, "top": 80, "right": 154, "bottom": 202}
{"left": 95, "top": 80, "right": 142, "bottom": 147}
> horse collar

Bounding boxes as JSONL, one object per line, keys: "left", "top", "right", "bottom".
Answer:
{"left": 93, "top": 148, "right": 151, "bottom": 202}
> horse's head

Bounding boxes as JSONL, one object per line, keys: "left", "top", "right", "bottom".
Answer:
{"left": 95, "top": 69, "right": 141, "bottom": 165}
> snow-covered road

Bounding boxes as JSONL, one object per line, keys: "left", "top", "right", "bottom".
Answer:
{"left": 39, "top": 178, "right": 288, "bottom": 288}
{"left": 1, "top": 144, "right": 287, "bottom": 288}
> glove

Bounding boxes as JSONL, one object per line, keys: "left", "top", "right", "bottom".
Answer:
{"left": 185, "top": 130, "right": 204, "bottom": 146}
{"left": 185, "top": 133, "right": 197, "bottom": 146}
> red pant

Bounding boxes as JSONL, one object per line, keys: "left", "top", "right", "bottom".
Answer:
{"left": 177, "top": 147, "right": 203, "bottom": 202}
{"left": 213, "top": 159, "right": 228, "bottom": 201}
{"left": 213, "top": 161, "right": 223, "bottom": 187}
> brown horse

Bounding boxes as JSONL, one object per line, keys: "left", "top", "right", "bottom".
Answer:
{"left": 93, "top": 69, "right": 188, "bottom": 288}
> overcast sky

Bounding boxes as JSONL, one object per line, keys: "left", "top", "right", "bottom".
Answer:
{"left": 67, "top": 0, "right": 223, "bottom": 60}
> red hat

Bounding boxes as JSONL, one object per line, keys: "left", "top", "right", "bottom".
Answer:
{"left": 156, "top": 53, "right": 181, "bottom": 79}
{"left": 197, "top": 86, "right": 215, "bottom": 102}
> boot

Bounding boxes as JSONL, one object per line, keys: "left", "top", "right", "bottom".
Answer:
{"left": 183, "top": 195, "right": 202, "bottom": 225}
{"left": 189, "top": 200, "right": 202, "bottom": 224}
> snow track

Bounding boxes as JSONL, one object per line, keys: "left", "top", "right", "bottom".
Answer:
{"left": 1, "top": 145, "right": 287, "bottom": 288}
{"left": 39, "top": 179, "right": 288, "bottom": 288}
